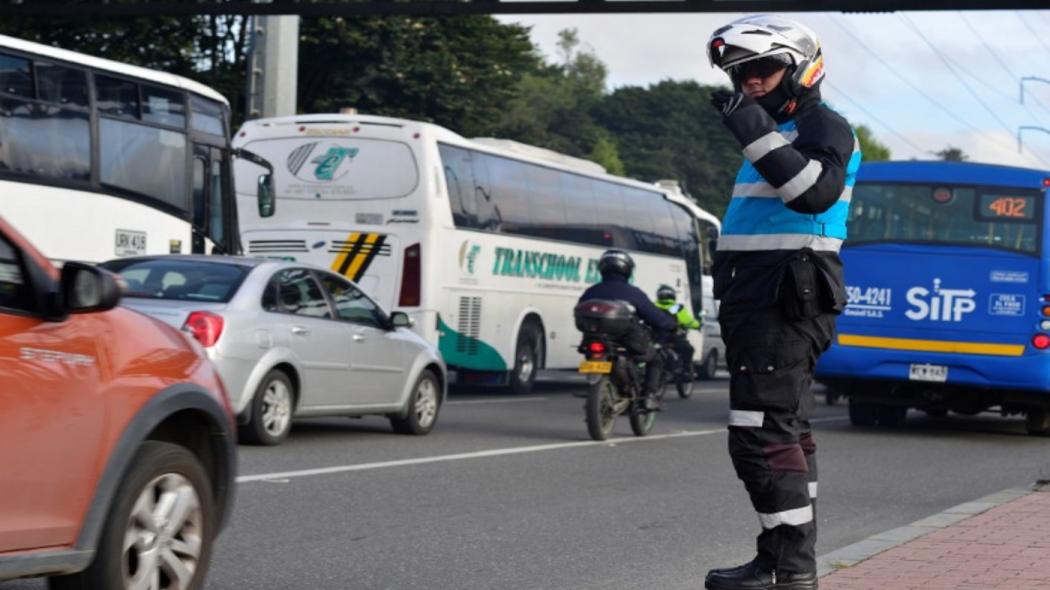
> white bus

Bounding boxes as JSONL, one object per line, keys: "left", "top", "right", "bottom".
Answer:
{"left": 0, "top": 34, "right": 272, "bottom": 263}
{"left": 662, "top": 183, "right": 724, "bottom": 379}
{"left": 233, "top": 113, "right": 711, "bottom": 393}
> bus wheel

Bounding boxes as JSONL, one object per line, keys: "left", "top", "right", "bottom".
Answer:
{"left": 1025, "top": 409, "right": 1050, "bottom": 436}
{"left": 510, "top": 321, "right": 542, "bottom": 395}
{"left": 876, "top": 405, "right": 907, "bottom": 427}
{"left": 848, "top": 400, "right": 878, "bottom": 426}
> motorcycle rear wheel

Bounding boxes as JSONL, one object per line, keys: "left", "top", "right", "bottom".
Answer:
{"left": 585, "top": 376, "right": 618, "bottom": 441}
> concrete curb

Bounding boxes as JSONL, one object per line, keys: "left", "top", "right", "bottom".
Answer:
{"left": 815, "top": 485, "right": 1038, "bottom": 578}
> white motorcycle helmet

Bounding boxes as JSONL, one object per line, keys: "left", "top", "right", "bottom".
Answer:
{"left": 707, "top": 15, "right": 825, "bottom": 99}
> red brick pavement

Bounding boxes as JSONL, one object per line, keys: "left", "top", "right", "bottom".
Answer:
{"left": 822, "top": 490, "right": 1050, "bottom": 590}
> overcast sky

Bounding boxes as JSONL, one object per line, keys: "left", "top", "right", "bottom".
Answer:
{"left": 497, "top": 10, "right": 1050, "bottom": 170}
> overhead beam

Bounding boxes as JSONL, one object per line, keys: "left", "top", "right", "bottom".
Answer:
{"left": 3, "top": 0, "right": 1050, "bottom": 16}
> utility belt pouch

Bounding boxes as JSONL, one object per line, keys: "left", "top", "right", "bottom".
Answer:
{"left": 780, "top": 255, "right": 821, "bottom": 321}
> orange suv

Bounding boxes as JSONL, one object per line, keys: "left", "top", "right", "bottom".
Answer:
{"left": 0, "top": 217, "right": 236, "bottom": 590}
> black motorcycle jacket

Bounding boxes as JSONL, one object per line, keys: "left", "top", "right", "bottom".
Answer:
{"left": 579, "top": 276, "right": 678, "bottom": 335}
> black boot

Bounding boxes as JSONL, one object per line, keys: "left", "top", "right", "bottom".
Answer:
{"left": 705, "top": 561, "right": 817, "bottom": 590}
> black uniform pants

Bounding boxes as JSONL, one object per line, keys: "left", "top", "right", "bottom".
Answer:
{"left": 719, "top": 302, "right": 835, "bottom": 574}
{"left": 672, "top": 333, "right": 695, "bottom": 374}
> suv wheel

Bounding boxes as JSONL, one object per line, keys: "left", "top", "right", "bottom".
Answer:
{"left": 50, "top": 441, "right": 216, "bottom": 590}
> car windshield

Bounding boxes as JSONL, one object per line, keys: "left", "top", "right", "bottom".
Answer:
{"left": 102, "top": 258, "right": 249, "bottom": 302}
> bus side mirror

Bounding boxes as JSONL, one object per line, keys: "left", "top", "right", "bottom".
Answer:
{"left": 258, "top": 174, "right": 275, "bottom": 218}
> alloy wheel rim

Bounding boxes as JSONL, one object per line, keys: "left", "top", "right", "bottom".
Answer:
{"left": 122, "top": 473, "right": 203, "bottom": 590}
{"left": 415, "top": 379, "right": 439, "bottom": 428}
{"left": 262, "top": 380, "right": 292, "bottom": 437}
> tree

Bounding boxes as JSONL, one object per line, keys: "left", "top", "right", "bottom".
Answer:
{"left": 594, "top": 80, "right": 741, "bottom": 217}
{"left": 935, "top": 146, "right": 969, "bottom": 161}
{"left": 855, "top": 125, "right": 891, "bottom": 161}
{"left": 297, "top": 16, "right": 540, "bottom": 137}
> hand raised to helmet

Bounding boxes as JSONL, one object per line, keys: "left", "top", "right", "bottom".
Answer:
{"left": 709, "top": 90, "right": 756, "bottom": 117}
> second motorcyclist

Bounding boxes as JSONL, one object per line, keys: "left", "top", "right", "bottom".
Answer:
{"left": 654, "top": 284, "right": 701, "bottom": 380}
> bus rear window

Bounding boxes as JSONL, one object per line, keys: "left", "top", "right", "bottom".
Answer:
{"left": 848, "top": 183, "right": 1041, "bottom": 255}
{"left": 237, "top": 136, "right": 419, "bottom": 200}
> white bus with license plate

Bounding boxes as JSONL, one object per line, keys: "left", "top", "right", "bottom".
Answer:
{"left": 233, "top": 113, "right": 710, "bottom": 393}
{"left": 0, "top": 34, "right": 273, "bottom": 263}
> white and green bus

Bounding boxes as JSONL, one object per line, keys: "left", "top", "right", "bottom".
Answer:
{"left": 233, "top": 114, "right": 711, "bottom": 393}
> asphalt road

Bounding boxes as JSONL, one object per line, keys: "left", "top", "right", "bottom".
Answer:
{"left": 5, "top": 376, "right": 1050, "bottom": 590}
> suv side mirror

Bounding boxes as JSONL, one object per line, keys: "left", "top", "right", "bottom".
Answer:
{"left": 390, "top": 311, "right": 414, "bottom": 329}
{"left": 258, "top": 174, "right": 275, "bottom": 218}
{"left": 61, "top": 262, "right": 122, "bottom": 313}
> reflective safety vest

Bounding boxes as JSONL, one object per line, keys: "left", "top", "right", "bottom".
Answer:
{"left": 655, "top": 299, "right": 701, "bottom": 329}
{"left": 719, "top": 116, "right": 862, "bottom": 253}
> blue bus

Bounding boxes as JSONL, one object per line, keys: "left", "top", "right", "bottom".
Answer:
{"left": 815, "top": 160, "right": 1050, "bottom": 436}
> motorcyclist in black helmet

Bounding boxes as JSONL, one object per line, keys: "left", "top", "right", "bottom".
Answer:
{"left": 578, "top": 249, "right": 677, "bottom": 409}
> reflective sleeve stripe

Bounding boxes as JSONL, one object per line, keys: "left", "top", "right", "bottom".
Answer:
{"left": 729, "top": 410, "right": 765, "bottom": 427}
{"left": 777, "top": 159, "right": 824, "bottom": 203}
{"left": 716, "top": 234, "right": 842, "bottom": 252}
{"left": 743, "top": 131, "right": 792, "bottom": 162}
{"left": 809, "top": 481, "right": 818, "bottom": 499}
{"left": 670, "top": 303, "right": 683, "bottom": 314}
{"left": 758, "top": 505, "right": 814, "bottom": 529}
{"left": 734, "top": 182, "right": 852, "bottom": 203}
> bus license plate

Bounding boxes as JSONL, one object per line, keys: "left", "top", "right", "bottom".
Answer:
{"left": 115, "top": 229, "right": 146, "bottom": 256}
{"left": 579, "top": 361, "right": 612, "bottom": 374}
{"left": 909, "top": 363, "right": 948, "bottom": 383}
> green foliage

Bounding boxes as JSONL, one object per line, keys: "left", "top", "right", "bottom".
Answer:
{"left": 590, "top": 135, "right": 625, "bottom": 176}
{"left": 594, "top": 81, "right": 740, "bottom": 217}
{"left": 855, "top": 125, "right": 891, "bottom": 162}
{"left": 297, "top": 16, "right": 540, "bottom": 137}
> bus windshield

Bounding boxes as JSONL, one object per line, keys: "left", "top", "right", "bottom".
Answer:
{"left": 241, "top": 136, "right": 419, "bottom": 201}
{"left": 848, "top": 182, "right": 1042, "bottom": 255}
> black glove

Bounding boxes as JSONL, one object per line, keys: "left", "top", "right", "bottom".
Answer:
{"left": 709, "top": 90, "right": 755, "bottom": 117}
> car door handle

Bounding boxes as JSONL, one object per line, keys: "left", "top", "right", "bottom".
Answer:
{"left": 291, "top": 326, "right": 310, "bottom": 336}
{"left": 352, "top": 334, "right": 366, "bottom": 342}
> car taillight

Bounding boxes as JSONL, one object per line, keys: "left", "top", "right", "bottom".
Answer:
{"left": 588, "top": 341, "right": 606, "bottom": 359}
{"left": 183, "top": 311, "right": 224, "bottom": 348}
{"left": 1033, "top": 334, "right": 1050, "bottom": 350}
{"left": 398, "top": 243, "right": 421, "bottom": 307}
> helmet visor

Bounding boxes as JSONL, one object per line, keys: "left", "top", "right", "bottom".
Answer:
{"left": 727, "top": 55, "right": 792, "bottom": 85}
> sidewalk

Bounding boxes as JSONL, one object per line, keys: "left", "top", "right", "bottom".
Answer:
{"left": 820, "top": 485, "right": 1050, "bottom": 590}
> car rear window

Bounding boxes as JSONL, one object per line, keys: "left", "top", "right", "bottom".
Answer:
{"left": 102, "top": 258, "right": 249, "bottom": 302}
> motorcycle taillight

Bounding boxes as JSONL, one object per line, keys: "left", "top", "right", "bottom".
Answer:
{"left": 588, "top": 341, "right": 606, "bottom": 359}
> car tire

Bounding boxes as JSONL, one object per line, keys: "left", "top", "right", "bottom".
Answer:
{"left": 240, "top": 369, "right": 295, "bottom": 446}
{"left": 697, "top": 350, "right": 718, "bottom": 380}
{"left": 390, "top": 369, "right": 442, "bottom": 435}
{"left": 876, "top": 404, "right": 908, "bottom": 427}
{"left": 49, "top": 441, "right": 216, "bottom": 590}
{"left": 510, "top": 321, "right": 542, "bottom": 395}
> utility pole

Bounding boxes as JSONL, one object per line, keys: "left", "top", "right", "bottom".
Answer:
{"left": 245, "top": 11, "right": 300, "bottom": 119}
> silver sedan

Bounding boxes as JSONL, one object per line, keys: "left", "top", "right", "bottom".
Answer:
{"left": 101, "top": 256, "right": 446, "bottom": 446}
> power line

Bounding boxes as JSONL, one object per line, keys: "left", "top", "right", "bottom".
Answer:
{"left": 827, "top": 15, "right": 1024, "bottom": 158}
{"left": 958, "top": 11, "right": 1050, "bottom": 121}
{"left": 1015, "top": 10, "right": 1050, "bottom": 58}
{"left": 899, "top": 13, "right": 1050, "bottom": 168}
{"left": 823, "top": 80, "right": 929, "bottom": 155}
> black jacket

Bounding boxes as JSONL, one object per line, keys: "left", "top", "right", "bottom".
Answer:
{"left": 579, "top": 276, "right": 678, "bottom": 335}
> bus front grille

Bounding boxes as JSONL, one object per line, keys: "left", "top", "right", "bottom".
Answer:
{"left": 457, "top": 297, "right": 482, "bottom": 355}
{"left": 248, "top": 240, "right": 309, "bottom": 253}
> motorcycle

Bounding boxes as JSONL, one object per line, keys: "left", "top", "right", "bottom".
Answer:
{"left": 657, "top": 329, "right": 695, "bottom": 400}
{"left": 574, "top": 299, "right": 658, "bottom": 441}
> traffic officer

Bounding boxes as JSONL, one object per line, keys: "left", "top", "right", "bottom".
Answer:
{"left": 654, "top": 284, "right": 701, "bottom": 378}
{"left": 703, "top": 15, "right": 861, "bottom": 590}
{"left": 578, "top": 250, "right": 677, "bottom": 409}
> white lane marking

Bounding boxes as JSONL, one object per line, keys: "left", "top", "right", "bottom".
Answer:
{"left": 237, "top": 416, "right": 848, "bottom": 484}
{"left": 447, "top": 397, "right": 549, "bottom": 405}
